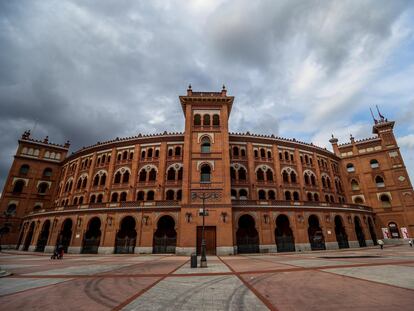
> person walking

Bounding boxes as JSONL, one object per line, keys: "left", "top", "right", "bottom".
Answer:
{"left": 377, "top": 239, "right": 384, "bottom": 249}
{"left": 409, "top": 239, "right": 413, "bottom": 248}
{"left": 57, "top": 244, "right": 64, "bottom": 259}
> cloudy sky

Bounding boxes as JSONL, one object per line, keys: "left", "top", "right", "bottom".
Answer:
{"left": 0, "top": 0, "right": 414, "bottom": 191}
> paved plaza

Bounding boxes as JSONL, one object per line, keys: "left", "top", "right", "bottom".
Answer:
{"left": 0, "top": 245, "right": 413, "bottom": 310}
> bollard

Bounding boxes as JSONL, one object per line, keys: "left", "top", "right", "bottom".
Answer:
{"left": 190, "top": 253, "right": 197, "bottom": 268}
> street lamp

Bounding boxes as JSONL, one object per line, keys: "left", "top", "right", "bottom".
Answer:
{"left": 191, "top": 191, "right": 218, "bottom": 268}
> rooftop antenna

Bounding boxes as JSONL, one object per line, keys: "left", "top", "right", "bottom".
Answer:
{"left": 31, "top": 119, "right": 38, "bottom": 136}
{"left": 376, "top": 105, "right": 385, "bottom": 121}
{"left": 370, "top": 107, "right": 378, "bottom": 124}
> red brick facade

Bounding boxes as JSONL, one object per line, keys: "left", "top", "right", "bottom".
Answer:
{"left": 0, "top": 87, "right": 413, "bottom": 255}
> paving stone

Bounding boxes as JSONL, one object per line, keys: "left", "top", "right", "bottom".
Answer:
{"left": 26, "top": 263, "right": 132, "bottom": 275}
{"left": 0, "top": 278, "right": 70, "bottom": 296}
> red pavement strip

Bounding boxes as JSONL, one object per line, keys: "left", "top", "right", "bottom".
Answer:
{"left": 218, "top": 256, "right": 279, "bottom": 311}
{"left": 110, "top": 259, "right": 190, "bottom": 311}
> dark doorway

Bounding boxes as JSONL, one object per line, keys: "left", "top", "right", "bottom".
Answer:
{"left": 23, "top": 222, "right": 35, "bottom": 251}
{"left": 275, "top": 214, "right": 295, "bottom": 252}
{"left": 57, "top": 219, "right": 73, "bottom": 253}
{"left": 388, "top": 222, "right": 400, "bottom": 239}
{"left": 196, "top": 226, "right": 216, "bottom": 255}
{"left": 354, "top": 217, "right": 366, "bottom": 247}
{"left": 153, "top": 215, "right": 177, "bottom": 254}
{"left": 115, "top": 216, "right": 137, "bottom": 254}
{"left": 308, "top": 215, "right": 326, "bottom": 251}
{"left": 236, "top": 214, "right": 259, "bottom": 254}
{"left": 334, "top": 216, "right": 349, "bottom": 249}
{"left": 368, "top": 218, "right": 378, "bottom": 245}
{"left": 82, "top": 217, "right": 102, "bottom": 254}
{"left": 35, "top": 220, "right": 51, "bottom": 252}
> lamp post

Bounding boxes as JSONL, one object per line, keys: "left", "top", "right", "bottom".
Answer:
{"left": 191, "top": 191, "right": 218, "bottom": 268}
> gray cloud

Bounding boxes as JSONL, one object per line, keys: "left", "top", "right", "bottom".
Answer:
{"left": 0, "top": 0, "right": 413, "bottom": 191}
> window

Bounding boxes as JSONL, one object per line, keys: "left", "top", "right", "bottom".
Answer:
{"left": 166, "top": 190, "right": 175, "bottom": 200}
{"left": 122, "top": 171, "right": 130, "bottom": 183}
{"left": 167, "top": 167, "right": 176, "bottom": 181}
{"left": 13, "top": 180, "right": 25, "bottom": 193}
{"left": 239, "top": 189, "right": 248, "bottom": 199}
{"left": 6, "top": 204, "right": 16, "bottom": 215}
{"left": 213, "top": 114, "right": 220, "bottom": 126}
{"left": 354, "top": 196, "right": 364, "bottom": 204}
{"left": 282, "top": 171, "right": 289, "bottom": 183}
{"left": 370, "top": 159, "right": 379, "bottom": 169}
{"left": 200, "top": 164, "right": 211, "bottom": 182}
{"left": 256, "top": 168, "right": 264, "bottom": 181}
{"left": 178, "top": 167, "right": 183, "bottom": 180}
{"left": 380, "top": 194, "right": 391, "bottom": 207}
{"left": 100, "top": 174, "right": 106, "bottom": 186}
{"left": 137, "top": 191, "right": 145, "bottom": 201}
{"left": 307, "top": 192, "right": 313, "bottom": 201}
{"left": 123, "top": 151, "right": 128, "bottom": 160}
{"left": 129, "top": 152, "right": 134, "bottom": 160}
{"left": 176, "top": 190, "right": 182, "bottom": 200}
{"left": 82, "top": 177, "right": 87, "bottom": 188}
{"left": 194, "top": 114, "right": 201, "bottom": 126}
{"left": 38, "top": 182, "right": 48, "bottom": 194}
{"left": 375, "top": 176, "right": 385, "bottom": 188}
{"left": 93, "top": 175, "right": 100, "bottom": 186}
{"left": 258, "top": 190, "right": 266, "bottom": 200}
{"left": 304, "top": 174, "right": 310, "bottom": 185}
{"left": 168, "top": 149, "right": 173, "bottom": 157}
{"left": 43, "top": 168, "right": 52, "bottom": 177}
{"left": 314, "top": 193, "right": 319, "bottom": 201}
{"left": 148, "top": 168, "right": 157, "bottom": 181}
{"left": 175, "top": 147, "right": 181, "bottom": 156}
{"left": 201, "top": 137, "right": 211, "bottom": 153}
{"left": 114, "top": 172, "right": 121, "bottom": 184}
{"left": 239, "top": 167, "right": 247, "bottom": 180}
{"left": 293, "top": 191, "right": 300, "bottom": 201}
{"left": 90, "top": 195, "right": 96, "bottom": 203}
{"left": 285, "top": 191, "right": 291, "bottom": 200}
{"left": 230, "top": 167, "right": 236, "bottom": 180}
{"left": 147, "top": 148, "right": 153, "bottom": 158}
{"left": 203, "top": 114, "right": 210, "bottom": 126}
{"left": 351, "top": 179, "right": 360, "bottom": 191}
{"left": 260, "top": 148, "right": 266, "bottom": 158}
{"left": 266, "top": 169, "right": 273, "bottom": 181}
{"left": 19, "top": 164, "right": 30, "bottom": 175}
{"left": 241, "top": 149, "right": 246, "bottom": 157}
{"left": 267, "top": 151, "right": 272, "bottom": 159}
{"left": 111, "top": 193, "right": 118, "bottom": 202}
{"left": 231, "top": 189, "right": 237, "bottom": 199}
{"left": 120, "top": 192, "right": 127, "bottom": 202}
{"left": 147, "top": 190, "right": 155, "bottom": 201}
{"left": 155, "top": 149, "right": 159, "bottom": 158}
{"left": 97, "top": 194, "right": 103, "bottom": 203}
{"left": 268, "top": 190, "right": 276, "bottom": 200}
{"left": 290, "top": 172, "right": 297, "bottom": 183}
{"left": 139, "top": 170, "right": 147, "bottom": 182}
{"left": 233, "top": 147, "right": 239, "bottom": 156}
{"left": 346, "top": 163, "right": 355, "bottom": 172}
{"left": 141, "top": 150, "right": 146, "bottom": 159}
{"left": 254, "top": 150, "right": 259, "bottom": 158}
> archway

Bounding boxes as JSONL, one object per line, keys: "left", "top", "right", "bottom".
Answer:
{"left": 115, "top": 216, "right": 137, "bottom": 254}
{"left": 57, "top": 219, "right": 73, "bottom": 253}
{"left": 368, "top": 218, "right": 378, "bottom": 245}
{"left": 354, "top": 217, "right": 366, "bottom": 247}
{"left": 236, "top": 214, "right": 259, "bottom": 253}
{"left": 153, "top": 215, "right": 177, "bottom": 254}
{"left": 23, "top": 222, "right": 35, "bottom": 251}
{"left": 81, "top": 217, "right": 102, "bottom": 254}
{"left": 308, "top": 215, "right": 326, "bottom": 250}
{"left": 275, "top": 214, "right": 295, "bottom": 252}
{"left": 334, "top": 216, "right": 349, "bottom": 249}
{"left": 388, "top": 222, "right": 400, "bottom": 238}
{"left": 35, "top": 220, "right": 51, "bottom": 252}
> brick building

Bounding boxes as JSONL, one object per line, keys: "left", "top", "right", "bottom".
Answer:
{"left": 0, "top": 87, "right": 413, "bottom": 255}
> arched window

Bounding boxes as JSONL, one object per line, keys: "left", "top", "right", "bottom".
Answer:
{"left": 238, "top": 167, "right": 247, "bottom": 180}
{"left": 148, "top": 168, "right": 157, "bottom": 181}
{"left": 100, "top": 174, "right": 106, "bottom": 186}
{"left": 241, "top": 149, "right": 246, "bottom": 157}
{"left": 325, "top": 194, "right": 330, "bottom": 202}
{"left": 231, "top": 189, "right": 237, "bottom": 199}
{"left": 370, "top": 159, "right": 379, "bottom": 169}
{"left": 19, "top": 164, "right": 30, "bottom": 175}
{"left": 90, "top": 195, "right": 96, "bottom": 203}
{"left": 213, "top": 114, "right": 220, "bottom": 126}
{"left": 166, "top": 190, "right": 175, "bottom": 200}
{"left": 43, "top": 168, "right": 52, "bottom": 177}
{"left": 346, "top": 163, "right": 355, "bottom": 172}
{"left": 147, "top": 148, "right": 153, "bottom": 158}
{"left": 307, "top": 192, "right": 313, "bottom": 201}
{"left": 267, "top": 151, "right": 272, "bottom": 159}
{"left": 230, "top": 167, "right": 236, "bottom": 180}
{"left": 111, "top": 192, "right": 118, "bottom": 202}
{"left": 258, "top": 190, "right": 266, "bottom": 200}
{"left": 6, "top": 204, "right": 17, "bottom": 215}
{"left": 82, "top": 177, "right": 87, "bottom": 188}
{"left": 282, "top": 171, "right": 289, "bottom": 183}
{"left": 290, "top": 172, "right": 297, "bottom": 183}
{"left": 139, "top": 170, "right": 147, "bottom": 182}
{"left": 97, "top": 158, "right": 101, "bottom": 165}
{"left": 93, "top": 175, "right": 99, "bottom": 186}
{"left": 175, "top": 147, "right": 181, "bottom": 156}
{"left": 314, "top": 193, "right": 319, "bottom": 201}
{"left": 167, "top": 167, "right": 176, "bottom": 181}
{"left": 322, "top": 176, "right": 326, "bottom": 188}
{"left": 13, "top": 180, "right": 25, "bottom": 193}
{"left": 117, "top": 154, "right": 122, "bottom": 161}
{"left": 123, "top": 151, "right": 128, "bottom": 160}
{"left": 266, "top": 169, "right": 273, "bottom": 181}
{"left": 201, "top": 137, "right": 211, "bottom": 153}
{"left": 200, "top": 164, "right": 211, "bottom": 182}
{"left": 304, "top": 174, "right": 310, "bottom": 185}
{"left": 147, "top": 190, "right": 155, "bottom": 201}
{"left": 375, "top": 176, "right": 385, "bottom": 187}
{"left": 311, "top": 175, "right": 316, "bottom": 186}
{"left": 114, "top": 172, "right": 121, "bottom": 184}
{"left": 194, "top": 114, "right": 201, "bottom": 126}
{"left": 155, "top": 149, "right": 159, "bottom": 158}
{"left": 326, "top": 177, "right": 331, "bottom": 189}
{"left": 268, "top": 190, "right": 276, "bottom": 200}
{"left": 97, "top": 194, "right": 103, "bottom": 203}
{"left": 284, "top": 151, "right": 289, "bottom": 161}
{"left": 233, "top": 147, "right": 239, "bottom": 156}
{"left": 176, "top": 190, "right": 182, "bottom": 200}
{"left": 203, "top": 114, "right": 210, "bottom": 126}
{"left": 178, "top": 167, "right": 183, "bottom": 180}
{"left": 141, "top": 150, "right": 146, "bottom": 159}
{"left": 79, "top": 196, "right": 84, "bottom": 204}
{"left": 73, "top": 197, "right": 78, "bottom": 205}
{"left": 354, "top": 196, "right": 364, "bottom": 204}
{"left": 38, "top": 182, "right": 48, "bottom": 194}
{"left": 168, "top": 149, "right": 173, "bottom": 157}
{"left": 137, "top": 191, "right": 145, "bottom": 201}
{"left": 239, "top": 189, "right": 248, "bottom": 199}
{"left": 380, "top": 194, "right": 391, "bottom": 207}
{"left": 122, "top": 171, "right": 130, "bottom": 183}
{"left": 256, "top": 168, "right": 264, "bottom": 181}
{"left": 254, "top": 150, "right": 259, "bottom": 158}
{"left": 285, "top": 191, "right": 291, "bottom": 201}
{"left": 129, "top": 152, "right": 134, "bottom": 160}
{"left": 102, "top": 154, "right": 106, "bottom": 163}
{"left": 76, "top": 178, "right": 82, "bottom": 189}
{"left": 120, "top": 192, "right": 127, "bottom": 202}
{"left": 260, "top": 148, "right": 266, "bottom": 158}
{"left": 293, "top": 191, "right": 300, "bottom": 201}
{"left": 330, "top": 195, "right": 335, "bottom": 203}
{"left": 351, "top": 179, "right": 359, "bottom": 191}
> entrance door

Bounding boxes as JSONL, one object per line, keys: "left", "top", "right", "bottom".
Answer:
{"left": 196, "top": 226, "right": 216, "bottom": 255}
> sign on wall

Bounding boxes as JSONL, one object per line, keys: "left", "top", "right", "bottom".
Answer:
{"left": 381, "top": 227, "right": 390, "bottom": 239}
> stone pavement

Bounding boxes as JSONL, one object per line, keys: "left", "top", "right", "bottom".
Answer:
{"left": 0, "top": 245, "right": 413, "bottom": 310}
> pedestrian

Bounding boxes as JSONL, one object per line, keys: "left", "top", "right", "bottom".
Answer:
{"left": 58, "top": 244, "right": 64, "bottom": 259}
{"left": 377, "top": 239, "right": 384, "bottom": 249}
{"left": 409, "top": 239, "right": 413, "bottom": 248}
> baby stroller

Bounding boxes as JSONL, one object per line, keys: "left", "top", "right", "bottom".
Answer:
{"left": 51, "top": 246, "right": 63, "bottom": 259}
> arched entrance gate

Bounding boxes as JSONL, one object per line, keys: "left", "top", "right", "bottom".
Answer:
{"left": 82, "top": 217, "right": 102, "bottom": 254}
{"left": 153, "top": 215, "right": 177, "bottom": 254}
{"left": 115, "top": 216, "right": 137, "bottom": 254}
{"left": 275, "top": 214, "right": 295, "bottom": 252}
{"left": 236, "top": 215, "right": 259, "bottom": 254}
{"left": 308, "top": 215, "right": 326, "bottom": 251}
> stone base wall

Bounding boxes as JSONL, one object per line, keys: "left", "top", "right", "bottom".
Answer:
{"left": 135, "top": 247, "right": 152, "bottom": 254}
{"left": 98, "top": 247, "right": 114, "bottom": 255}
{"left": 67, "top": 246, "right": 81, "bottom": 254}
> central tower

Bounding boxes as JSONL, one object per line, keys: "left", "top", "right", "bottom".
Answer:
{"left": 177, "top": 85, "right": 235, "bottom": 255}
